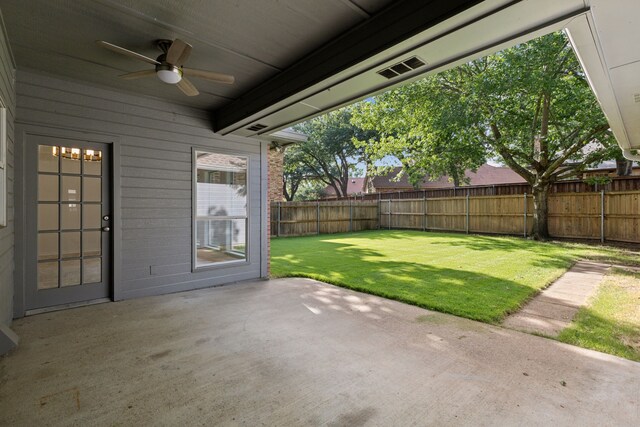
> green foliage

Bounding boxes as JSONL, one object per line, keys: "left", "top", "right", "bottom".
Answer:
{"left": 584, "top": 175, "right": 612, "bottom": 186}
{"left": 289, "top": 107, "right": 378, "bottom": 198}
{"left": 271, "top": 230, "right": 638, "bottom": 323}
{"left": 294, "top": 180, "right": 327, "bottom": 201}
{"left": 352, "top": 80, "right": 486, "bottom": 187}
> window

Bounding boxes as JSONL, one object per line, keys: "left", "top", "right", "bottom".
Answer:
{"left": 0, "top": 97, "right": 6, "bottom": 228}
{"left": 193, "top": 150, "right": 248, "bottom": 268}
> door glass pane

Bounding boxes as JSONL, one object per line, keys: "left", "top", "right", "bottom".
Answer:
{"left": 38, "top": 174, "right": 58, "bottom": 201}
{"left": 83, "top": 258, "right": 101, "bottom": 284}
{"left": 83, "top": 204, "right": 101, "bottom": 229}
{"left": 83, "top": 177, "right": 101, "bottom": 202}
{"left": 61, "top": 176, "right": 81, "bottom": 201}
{"left": 83, "top": 231, "right": 101, "bottom": 257}
{"left": 83, "top": 149, "right": 102, "bottom": 175}
{"left": 38, "top": 262, "right": 58, "bottom": 289}
{"left": 61, "top": 231, "right": 80, "bottom": 258}
{"left": 38, "top": 233, "right": 58, "bottom": 261}
{"left": 39, "top": 146, "right": 59, "bottom": 173}
{"left": 61, "top": 260, "right": 81, "bottom": 287}
{"left": 38, "top": 204, "right": 58, "bottom": 231}
{"left": 61, "top": 147, "right": 82, "bottom": 174}
{"left": 61, "top": 204, "right": 81, "bottom": 230}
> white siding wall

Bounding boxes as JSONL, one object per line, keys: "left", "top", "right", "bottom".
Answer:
{"left": 15, "top": 70, "right": 266, "bottom": 308}
{"left": 0, "top": 16, "right": 16, "bottom": 325}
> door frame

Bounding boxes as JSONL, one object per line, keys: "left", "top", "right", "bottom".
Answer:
{"left": 14, "top": 124, "right": 122, "bottom": 317}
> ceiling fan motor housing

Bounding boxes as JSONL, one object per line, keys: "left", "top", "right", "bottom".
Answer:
{"left": 156, "top": 39, "right": 174, "bottom": 54}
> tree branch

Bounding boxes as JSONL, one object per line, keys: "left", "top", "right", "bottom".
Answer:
{"left": 487, "top": 123, "right": 535, "bottom": 183}
{"left": 541, "top": 124, "right": 610, "bottom": 179}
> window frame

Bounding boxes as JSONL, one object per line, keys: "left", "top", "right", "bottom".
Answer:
{"left": 0, "top": 96, "right": 6, "bottom": 228}
{"left": 192, "top": 147, "right": 250, "bottom": 272}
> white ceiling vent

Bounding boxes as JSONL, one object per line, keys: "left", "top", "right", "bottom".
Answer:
{"left": 634, "top": 93, "right": 640, "bottom": 103}
{"left": 246, "top": 123, "right": 268, "bottom": 132}
{"left": 377, "top": 56, "right": 426, "bottom": 79}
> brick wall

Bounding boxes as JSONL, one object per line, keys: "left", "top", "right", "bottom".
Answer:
{"left": 266, "top": 145, "right": 285, "bottom": 276}
{"left": 268, "top": 146, "right": 285, "bottom": 203}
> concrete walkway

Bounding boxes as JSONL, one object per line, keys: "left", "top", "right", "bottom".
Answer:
{"left": 502, "top": 261, "right": 610, "bottom": 336}
{"left": 1, "top": 278, "right": 638, "bottom": 426}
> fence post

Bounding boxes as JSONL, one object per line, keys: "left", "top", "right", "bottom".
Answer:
{"left": 317, "top": 201, "right": 320, "bottom": 235}
{"left": 600, "top": 190, "right": 605, "bottom": 243}
{"left": 388, "top": 199, "right": 391, "bottom": 230}
{"left": 465, "top": 192, "right": 470, "bottom": 234}
{"left": 523, "top": 193, "right": 527, "bottom": 238}
{"left": 378, "top": 193, "right": 381, "bottom": 230}
{"left": 423, "top": 194, "right": 427, "bottom": 232}
{"left": 277, "top": 202, "right": 281, "bottom": 237}
{"left": 349, "top": 199, "right": 353, "bottom": 232}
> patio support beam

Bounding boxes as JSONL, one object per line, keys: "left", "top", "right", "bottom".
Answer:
{"left": 211, "top": 0, "right": 484, "bottom": 133}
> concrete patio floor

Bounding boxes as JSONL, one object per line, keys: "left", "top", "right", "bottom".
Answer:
{"left": 0, "top": 278, "right": 638, "bottom": 426}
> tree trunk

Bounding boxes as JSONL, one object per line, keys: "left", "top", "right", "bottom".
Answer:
{"left": 531, "top": 182, "right": 550, "bottom": 240}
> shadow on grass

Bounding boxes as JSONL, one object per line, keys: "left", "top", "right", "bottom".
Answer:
{"left": 557, "top": 308, "right": 640, "bottom": 362}
{"left": 272, "top": 238, "right": 558, "bottom": 323}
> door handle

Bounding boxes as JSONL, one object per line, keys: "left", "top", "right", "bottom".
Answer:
{"left": 102, "top": 226, "right": 111, "bottom": 232}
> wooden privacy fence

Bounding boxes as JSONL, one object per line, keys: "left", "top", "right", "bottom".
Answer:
{"left": 271, "top": 191, "right": 640, "bottom": 243}
{"left": 272, "top": 200, "right": 379, "bottom": 237}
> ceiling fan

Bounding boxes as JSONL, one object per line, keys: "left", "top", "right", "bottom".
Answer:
{"left": 96, "top": 38, "right": 234, "bottom": 96}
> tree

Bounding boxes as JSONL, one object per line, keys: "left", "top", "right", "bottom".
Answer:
{"left": 292, "top": 106, "right": 377, "bottom": 198}
{"left": 282, "top": 145, "right": 317, "bottom": 201}
{"left": 352, "top": 83, "right": 487, "bottom": 187}
{"left": 352, "top": 32, "right": 615, "bottom": 239}
{"left": 294, "top": 180, "right": 328, "bottom": 201}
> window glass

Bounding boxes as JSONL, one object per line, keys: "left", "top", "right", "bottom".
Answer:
{"left": 194, "top": 151, "right": 247, "bottom": 267}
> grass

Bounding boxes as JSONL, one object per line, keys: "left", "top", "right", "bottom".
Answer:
{"left": 557, "top": 267, "right": 640, "bottom": 361}
{"left": 271, "top": 230, "right": 639, "bottom": 323}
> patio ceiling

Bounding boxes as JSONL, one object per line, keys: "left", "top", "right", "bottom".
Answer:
{"left": 0, "top": 0, "right": 396, "bottom": 110}
{"left": 1, "top": 1, "right": 638, "bottom": 155}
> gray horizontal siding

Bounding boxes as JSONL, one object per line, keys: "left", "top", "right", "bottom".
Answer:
{"left": 0, "top": 15, "right": 15, "bottom": 326}
{"left": 16, "top": 70, "right": 265, "bottom": 304}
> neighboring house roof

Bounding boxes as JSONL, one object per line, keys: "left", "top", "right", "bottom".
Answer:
{"left": 370, "top": 164, "right": 526, "bottom": 191}
{"left": 196, "top": 152, "right": 246, "bottom": 171}
{"left": 324, "top": 178, "right": 366, "bottom": 196}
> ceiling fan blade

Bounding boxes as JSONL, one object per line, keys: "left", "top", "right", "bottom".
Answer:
{"left": 119, "top": 69, "right": 156, "bottom": 80}
{"left": 183, "top": 68, "right": 235, "bottom": 85}
{"left": 166, "top": 39, "right": 192, "bottom": 66}
{"left": 177, "top": 78, "right": 199, "bottom": 96}
{"left": 97, "top": 40, "right": 160, "bottom": 65}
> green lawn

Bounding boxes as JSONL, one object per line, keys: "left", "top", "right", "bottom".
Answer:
{"left": 271, "top": 230, "right": 639, "bottom": 323}
{"left": 557, "top": 267, "right": 640, "bottom": 361}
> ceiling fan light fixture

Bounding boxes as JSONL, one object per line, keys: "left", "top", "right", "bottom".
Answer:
{"left": 156, "top": 65, "right": 182, "bottom": 84}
